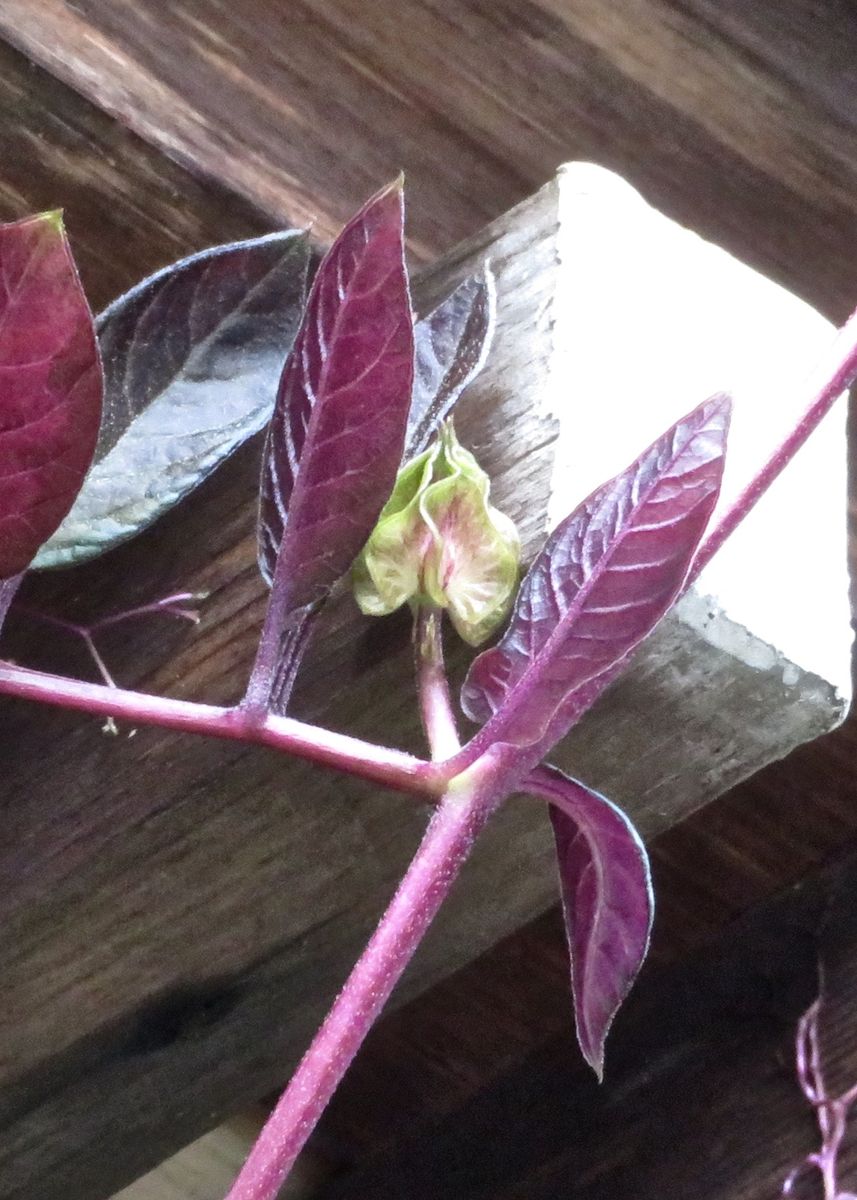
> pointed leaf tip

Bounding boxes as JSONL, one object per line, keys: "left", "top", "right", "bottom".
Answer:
{"left": 39, "top": 210, "right": 65, "bottom": 235}
{"left": 462, "top": 392, "right": 731, "bottom": 749}
{"left": 249, "top": 183, "right": 414, "bottom": 711}
{"left": 526, "top": 764, "right": 653, "bottom": 1078}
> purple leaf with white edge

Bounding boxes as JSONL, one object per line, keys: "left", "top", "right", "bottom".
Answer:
{"left": 526, "top": 762, "right": 653, "bottom": 1079}
{"left": 248, "top": 181, "right": 414, "bottom": 710}
{"left": 461, "top": 393, "right": 731, "bottom": 748}
{"left": 0, "top": 212, "right": 102, "bottom": 580}
{"left": 0, "top": 574, "right": 22, "bottom": 635}
{"left": 407, "top": 265, "right": 496, "bottom": 456}
{"left": 36, "top": 228, "right": 311, "bottom": 568}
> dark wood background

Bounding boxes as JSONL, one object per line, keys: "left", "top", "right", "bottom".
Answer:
{"left": 1, "top": 2, "right": 857, "bottom": 1198}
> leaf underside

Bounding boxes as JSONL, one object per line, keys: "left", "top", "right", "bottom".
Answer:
{"left": 35, "top": 229, "right": 311, "bottom": 568}
{"left": 461, "top": 393, "right": 731, "bottom": 749}
{"left": 407, "top": 265, "right": 496, "bottom": 457}
{"left": 248, "top": 180, "right": 414, "bottom": 710}
{"left": 0, "top": 213, "right": 102, "bottom": 579}
{"left": 527, "top": 763, "right": 653, "bottom": 1078}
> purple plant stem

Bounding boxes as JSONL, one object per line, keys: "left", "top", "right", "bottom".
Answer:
{"left": 15, "top": 593, "right": 204, "bottom": 688}
{"left": 224, "top": 759, "right": 502, "bottom": 1200}
{"left": 224, "top": 307, "right": 857, "bottom": 1197}
{"left": 785, "top": 996, "right": 857, "bottom": 1199}
{"left": 692, "top": 302, "right": 857, "bottom": 582}
{"left": 415, "top": 607, "right": 461, "bottom": 759}
{"left": 0, "top": 660, "right": 444, "bottom": 797}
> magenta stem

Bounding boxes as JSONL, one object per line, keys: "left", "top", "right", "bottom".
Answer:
{"left": 224, "top": 765, "right": 498, "bottom": 1200}
{"left": 0, "top": 660, "right": 443, "bottom": 798}
{"left": 692, "top": 302, "right": 857, "bottom": 582}
{"left": 415, "top": 608, "right": 461, "bottom": 760}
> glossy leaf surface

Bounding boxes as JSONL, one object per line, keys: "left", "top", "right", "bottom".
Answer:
{"left": 527, "top": 763, "right": 653, "bottom": 1078}
{"left": 36, "top": 229, "right": 310, "bottom": 567}
{"left": 0, "top": 212, "right": 102, "bottom": 579}
{"left": 407, "top": 266, "right": 495, "bottom": 456}
{"left": 462, "top": 394, "right": 731, "bottom": 747}
{"left": 248, "top": 181, "right": 413, "bottom": 710}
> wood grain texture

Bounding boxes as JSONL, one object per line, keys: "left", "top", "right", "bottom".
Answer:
{"left": 112, "top": 1110, "right": 331, "bottom": 1200}
{"left": 2, "top": 0, "right": 857, "bottom": 317}
{"left": 316, "top": 846, "right": 857, "bottom": 1200}
{"left": 0, "top": 2, "right": 856, "bottom": 1198}
{"left": 312, "top": 698, "right": 857, "bottom": 1177}
{"left": 0, "top": 43, "right": 567, "bottom": 1199}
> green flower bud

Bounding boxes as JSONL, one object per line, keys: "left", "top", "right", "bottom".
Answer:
{"left": 353, "top": 422, "right": 520, "bottom": 645}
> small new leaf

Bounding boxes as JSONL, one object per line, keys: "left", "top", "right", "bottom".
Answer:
{"left": 0, "top": 212, "right": 102, "bottom": 579}
{"left": 407, "top": 265, "right": 496, "bottom": 456}
{"left": 526, "top": 763, "right": 653, "bottom": 1079}
{"left": 248, "top": 181, "right": 414, "bottom": 710}
{"left": 462, "top": 394, "right": 731, "bottom": 749}
{"left": 35, "top": 229, "right": 311, "bottom": 567}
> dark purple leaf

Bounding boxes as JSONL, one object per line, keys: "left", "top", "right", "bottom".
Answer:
{"left": 526, "top": 762, "right": 653, "bottom": 1079}
{"left": 36, "top": 229, "right": 311, "bottom": 567}
{"left": 461, "top": 394, "right": 731, "bottom": 747}
{"left": 0, "top": 212, "right": 102, "bottom": 579}
{"left": 248, "top": 181, "right": 414, "bottom": 710}
{"left": 407, "top": 266, "right": 495, "bottom": 456}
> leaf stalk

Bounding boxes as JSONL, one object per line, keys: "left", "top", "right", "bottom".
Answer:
{"left": 0, "top": 660, "right": 446, "bottom": 798}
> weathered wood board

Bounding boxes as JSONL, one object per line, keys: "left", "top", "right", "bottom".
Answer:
{"left": 1, "top": 165, "right": 849, "bottom": 1200}
{"left": 315, "top": 846, "right": 857, "bottom": 1200}
{"left": 0, "top": 3, "right": 854, "bottom": 1198}
{"left": 4, "top": 0, "right": 857, "bottom": 320}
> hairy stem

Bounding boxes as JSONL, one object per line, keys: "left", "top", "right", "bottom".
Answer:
{"left": 693, "top": 302, "right": 857, "bottom": 581}
{"left": 0, "top": 660, "right": 445, "bottom": 798}
{"left": 224, "top": 762, "right": 501, "bottom": 1200}
{"left": 415, "top": 608, "right": 461, "bottom": 759}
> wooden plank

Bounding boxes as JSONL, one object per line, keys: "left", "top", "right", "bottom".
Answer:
{"left": 0, "top": 145, "right": 846, "bottom": 1196}
{"left": 2, "top": 0, "right": 857, "bottom": 318}
{"left": 0, "top": 36, "right": 276, "bottom": 310}
{"left": 111, "top": 1111, "right": 331, "bottom": 1200}
{"left": 315, "top": 845, "right": 857, "bottom": 1199}
{"left": 0, "top": 5, "right": 854, "bottom": 1198}
{"left": 315, "top": 700, "right": 857, "bottom": 1167}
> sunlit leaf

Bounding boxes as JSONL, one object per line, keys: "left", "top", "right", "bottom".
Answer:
{"left": 35, "top": 229, "right": 311, "bottom": 567}
{"left": 0, "top": 212, "right": 102, "bottom": 579}
{"left": 461, "top": 394, "right": 731, "bottom": 749}
{"left": 526, "top": 763, "right": 653, "bottom": 1079}
{"left": 247, "top": 181, "right": 414, "bottom": 710}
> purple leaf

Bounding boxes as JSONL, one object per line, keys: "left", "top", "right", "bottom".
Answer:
{"left": 407, "top": 265, "right": 496, "bottom": 456}
{"left": 461, "top": 394, "right": 731, "bottom": 748}
{"left": 0, "top": 212, "right": 102, "bottom": 580}
{"left": 36, "top": 229, "right": 310, "bottom": 568}
{"left": 526, "top": 762, "right": 653, "bottom": 1079}
{"left": 0, "top": 574, "right": 22, "bottom": 635}
{"left": 248, "top": 181, "right": 414, "bottom": 710}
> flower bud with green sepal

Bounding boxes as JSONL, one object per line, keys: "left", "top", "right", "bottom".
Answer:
{"left": 353, "top": 422, "right": 520, "bottom": 645}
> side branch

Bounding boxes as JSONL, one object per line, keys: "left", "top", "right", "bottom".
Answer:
{"left": 0, "top": 661, "right": 445, "bottom": 797}
{"left": 692, "top": 303, "right": 857, "bottom": 581}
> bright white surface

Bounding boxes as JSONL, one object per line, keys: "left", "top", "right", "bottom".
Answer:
{"left": 548, "top": 162, "right": 851, "bottom": 697}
